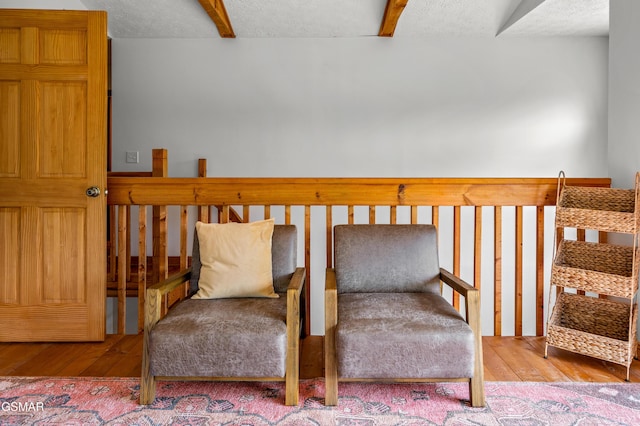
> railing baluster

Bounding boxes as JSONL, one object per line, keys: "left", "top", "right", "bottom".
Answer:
{"left": 117, "top": 205, "right": 127, "bottom": 334}
{"left": 126, "top": 205, "right": 131, "bottom": 282}
{"left": 432, "top": 206, "right": 439, "bottom": 228}
{"left": 536, "top": 206, "right": 545, "bottom": 335}
{"left": 221, "top": 205, "right": 230, "bottom": 223}
{"left": 305, "top": 205, "right": 311, "bottom": 336}
{"left": 453, "top": 206, "right": 461, "bottom": 309}
{"left": 198, "top": 206, "right": 209, "bottom": 223}
{"left": 474, "top": 206, "right": 482, "bottom": 292}
{"left": 515, "top": 206, "right": 523, "bottom": 336}
{"left": 180, "top": 206, "right": 188, "bottom": 271}
{"left": 108, "top": 205, "right": 116, "bottom": 282}
{"left": 599, "top": 230, "right": 608, "bottom": 244}
{"left": 138, "top": 205, "right": 147, "bottom": 333}
{"left": 326, "top": 205, "right": 333, "bottom": 268}
{"left": 494, "top": 206, "right": 502, "bottom": 336}
{"left": 153, "top": 205, "right": 168, "bottom": 285}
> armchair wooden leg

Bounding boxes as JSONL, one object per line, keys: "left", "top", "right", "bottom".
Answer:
{"left": 469, "top": 333, "right": 485, "bottom": 407}
{"left": 469, "top": 334, "right": 486, "bottom": 407}
{"left": 285, "top": 375, "right": 299, "bottom": 406}
{"left": 140, "top": 373, "right": 156, "bottom": 405}
{"left": 469, "top": 377, "right": 485, "bottom": 408}
{"left": 324, "top": 306, "right": 338, "bottom": 406}
{"left": 324, "top": 331, "right": 338, "bottom": 406}
{"left": 285, "top": 352, "right": 299, "bottom": 406}
{"left": 325, "top": 370, "right": 338, "bottom": 405}
{"left": 140, "top": 333, "right": 156, "bottom": 405}
{"left": 284, "top": 325, "right": 299, "bottom": 406}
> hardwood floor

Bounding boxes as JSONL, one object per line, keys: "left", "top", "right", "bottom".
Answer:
{"left": 0, "top": 335, "right": 638, "bottom": 382}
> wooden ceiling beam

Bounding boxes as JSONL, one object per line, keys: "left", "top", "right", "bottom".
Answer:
{"left": 198, "top": 0, "right": 235, "bottom": 38}
{"left": 379, "top": 0, "right": 409, "bottom": 37}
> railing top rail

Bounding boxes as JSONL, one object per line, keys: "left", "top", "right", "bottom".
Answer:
{"left": 107, "top": 171, "right": 153, "bottom": 178}
{"left": 107, "top": 177, "right": 611, "bottom": 207}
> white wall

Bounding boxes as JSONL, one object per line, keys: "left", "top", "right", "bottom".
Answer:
{"left": 609, "top": 0, "right": 640, "bottom": 341}
{"left": 0, "top": 1, "right": 86, "bottom": 10}
{"left": 609, "top": 0, "right": 640, "bottom": 189}
{"left": 111, "top": 37, "right": 608, "bottom": 179}
{"left": 109, "top": 36, "right": 608, "bottom": 335}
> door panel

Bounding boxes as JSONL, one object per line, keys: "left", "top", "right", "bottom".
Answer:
{"left": 41, "top": 82, "right": 87, "bottom": 177}
{"left": 42, "top": 208, "right": 86, "bottom": 303}
{"left": 0, "top": 10, "right": 107, "bottom": 341}
{"left": 0, "top": 81, "right": 20, "bottom": 177}
{"left": 41, "top": 29, "right": 87, "bottom": 65}
{"left": 0, "top": 208, "right": 19, "bottom": 304}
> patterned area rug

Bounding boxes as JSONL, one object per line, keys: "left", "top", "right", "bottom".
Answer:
{"left": 1, "top": 377, "right": 640, "bottom": 425}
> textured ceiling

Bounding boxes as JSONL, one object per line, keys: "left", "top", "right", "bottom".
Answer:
{"left": 63, "top": 0, "right": 610, "bottom": 38}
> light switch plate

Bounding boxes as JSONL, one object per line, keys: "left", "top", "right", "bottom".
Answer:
{"left": 126, "top": 151, "right": 139, "bottom": 163}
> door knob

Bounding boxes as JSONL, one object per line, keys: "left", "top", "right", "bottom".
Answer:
{"left": 86, "top": 186, "right": 101, "bottom": 197}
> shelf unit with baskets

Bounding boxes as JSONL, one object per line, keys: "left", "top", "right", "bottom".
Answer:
{"left": 545, "top": 172, "right": 640, "bottom": 381}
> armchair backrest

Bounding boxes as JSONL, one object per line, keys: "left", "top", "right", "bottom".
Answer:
{"left": 334, "top": 224, "right": 440, "bottom": 294}
{"left": 190, "top": 224, "right": 297, "bottom": 294}
{"left": 270, "top": 225, "right": 298, "bottom": 292}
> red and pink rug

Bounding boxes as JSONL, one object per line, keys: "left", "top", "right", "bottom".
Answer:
{"left": 1, "top": 377, "right": 640, "bottom": 425}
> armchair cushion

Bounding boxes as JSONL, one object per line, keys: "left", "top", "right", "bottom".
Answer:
{"left": 150, "top": 297, "right": 287, "bottom": 377}
{"left": 336, "top": 292, "right": 475, "bottom": 379}
{"left": 334, "top": 224, "right": 441, "bottom": 294}
{"left": 192, "top": 219, "right": 278, "bottom": 299}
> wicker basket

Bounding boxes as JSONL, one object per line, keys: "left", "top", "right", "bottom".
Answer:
{"left": 552, "top": 240, "right": 639, "bottom": 298}
{"left": 546, "top": 292, "right": 637, "bottom": 367}
{"left": 555, "top": 186, "right": 639, "bottom": 234}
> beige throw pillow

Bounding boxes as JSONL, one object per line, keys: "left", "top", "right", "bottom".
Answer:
{"left": 192, "top": 219, "right": 278, "bottom": 299}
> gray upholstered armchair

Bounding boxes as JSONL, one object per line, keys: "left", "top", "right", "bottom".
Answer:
{"left": 140, "top": 223, "right": 305, "bottom": 406}
{"left": 324, "top": 224, "right": 485, "bottom": 407}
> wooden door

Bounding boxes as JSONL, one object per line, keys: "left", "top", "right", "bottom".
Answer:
{"left": 0, "top": 10, "right": 107, "bottom": 341}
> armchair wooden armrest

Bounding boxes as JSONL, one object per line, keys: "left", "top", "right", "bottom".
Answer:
{"left": 439, "top": 267, "right": 476, "bottom": 297}
{"left": 439, "top": 267, "right": 485, "bottom": 407}
{"left": 287, "top": 267, "right": 306, "bottom": 333}
{"left": 438, "top": 267, "right": 481, "bottom": 332}
{"left": 286, "top": 267, "right": 306, "bottom": 406}
{"left": 148, "top": 268, "right": 193, "bottom": 294}
{"left": 145, "top": 268, "right": 193, "bottom": 331}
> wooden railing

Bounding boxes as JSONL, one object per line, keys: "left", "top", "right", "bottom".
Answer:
{"left": 106, "top": 151, "right": 610, "bottom": 336}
